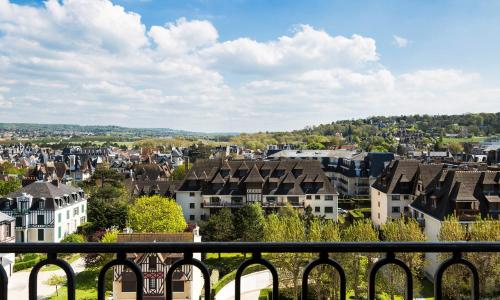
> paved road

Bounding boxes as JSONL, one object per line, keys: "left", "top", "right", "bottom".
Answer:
{"left": 215, "top": 270, "right": 273, "bottom": 300}
{"left": 8, "top": 257, "right": 86, "bottom": 300}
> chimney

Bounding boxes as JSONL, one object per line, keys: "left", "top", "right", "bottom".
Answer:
{"left": 51, "top": 179, "right": 60, "bottom": 187}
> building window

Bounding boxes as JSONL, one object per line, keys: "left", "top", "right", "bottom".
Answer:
{"left": 148, "top": 256, "right": 157, "bottom": 270}
{"left": 189, "top": 215, "right": 195, "bottom": 221}
{"left": 306, "top": 195, "right": 312, "bottom": 200}
{"left": 392, "top": 207, "right": 401, "bottom": 213}
{"left": 378, "top": 213, "right": 380, "bottom": 219}
{"left": 58, "top": 213, "right": 62, "bottom": 223}
{"left": 378, "top": 202, "right": 380, "bottom": 208}
{"left": 122, "top": 273, "right": 136, "bottom": 292}
{"left": 324, "top": 207, "right": 333, "bottom": 213}
{"left": 149, "top": 279, "right": 157, "bottom": 290}
{"left": 315, "top": 195, "right": 321, "bottom": 200}
{"left": 314, "top": 207, "right": 320, "bottom": 213}
{"left": 172, "top": 281, "right": 184, "bottom": 292}
{"left": 66, "top": 210, "right": 70, "bottom": 219}
{"left": 37, "top": 215, "right": 44, "bottom": 225}
{"left": 39, "top": 201, "right": 45, "bottom": 210}
{"left": 58, "top": 227, "right": 62, "bottom": 239}
{"left": 16, "top": 217, "right": 22, "bottom": 227}
{"left": 403, "top": 195, "right": 410, "bottom": 200}
{"left": 6, "top": 224, "right": 11, "bottom": 237}
{"left": 81, "top": 204, "right": 85, "bottom": 212}
{"left": 37, "top": 229, "right": 44, "bottom": 241}
{"left": 189, "top": 203, "right": 195, "bottom": 209}
{"left": 391, "top": 195, "right": 400, "bottom": 201}
{"left": 189, "top": 192, "right": 195, "bottom": 197}
{"left": 325, "top": 195, "right": 333, "bottom": 201}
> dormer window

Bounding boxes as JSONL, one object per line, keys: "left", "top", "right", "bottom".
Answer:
{"left": 39, "top": 200, "right": 45, "bottom": 210}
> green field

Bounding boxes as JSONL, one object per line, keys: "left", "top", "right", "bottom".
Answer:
{"left": 442, "top": 136, "right": 487, "bottom": 144}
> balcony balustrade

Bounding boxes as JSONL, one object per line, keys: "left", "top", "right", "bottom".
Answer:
{"left": 0, "top": 242, "right": 498, "bottom": 300}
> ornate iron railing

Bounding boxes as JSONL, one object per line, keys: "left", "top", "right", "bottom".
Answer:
{"left": 0, "top": 242, "right": 499, "bottom": 300}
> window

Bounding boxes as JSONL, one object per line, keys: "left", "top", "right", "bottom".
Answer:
{"left": 392, "top": 207, "right": 400, "bottom": 213}
{"left": 122, "top": 273, "right": 136, "bottom": 292}
{"left": 324, "top": 207, "right": 333, "bottom": 213}
{"left": 66, "top": 210, "right": 70, "bottom": 219}
{"left": 149, "top": 279, "right": 157, "bottom": 290}
{"left": 325, "top": 195, "right": 333, "bottom": 201}
{"left": 403, "top": 195, "right": 410, "bottom": 200}
{"left": 148, "top": 256, "right": 157, "bottom": 270}
{"left": 37, "top": 215, "right": 44, "bottom": 225}
{"left": 16, "top": 217, "right": 22, "bottom": 227}
{"left": 189, "top": 215, "right": 195, "bottom": 221}
{"left": 81, "top": 204, "right": 85, "bottom": 212}
{"left": 39, "top": 201, "right": 45, "bottom": 210}
{"left": 58, "top": 213, "right": 62, "bottom": 223}
{"left": 378, "top": 202, "right": 380, "bottom": 208}
{"left": 314, "top": 207, "right": 320, "bottom": 212}
{"left": 172, "top": 281, "right": 184, "bottom": 292}
{"left": 58, "top": 227, "right": 61, "bottom": 239}
{"left": 315, "top": 195, "right": 321, "bottom": 200}
{"left": 37, "top": 229, "right": 44, "bottom": 241}
{"left": 6, "top": 224, "right": 11, "bottom": 238}
{"left": 306, "top": 195, "right": 312, "bottom": 200}
{"left": 189, "top": 192, "right": 195, "bottom": 197}
{"left": 391, "top": 195, "right": 400, "bottom": 201}
{"left": 378, "top": 213, "right": 380, "bottom": 219}
{"left": 189, "top": 203, "right": 195, "bottom": 209}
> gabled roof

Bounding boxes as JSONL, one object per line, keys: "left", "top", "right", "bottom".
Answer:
{"left": 244, "top": 164, "right": 264, "bottom": 183}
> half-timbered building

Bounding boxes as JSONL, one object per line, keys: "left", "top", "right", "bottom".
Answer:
{"left": 113, "top": 228, "right": 203, "bottom": 300}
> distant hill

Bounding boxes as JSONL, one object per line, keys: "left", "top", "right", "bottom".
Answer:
{"left": 0, "top": 123, "right": 239, "bottom": 138}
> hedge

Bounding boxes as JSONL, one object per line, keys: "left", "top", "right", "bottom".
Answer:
{"left": 14, "top": 257, "right": 44, "bottom": 272}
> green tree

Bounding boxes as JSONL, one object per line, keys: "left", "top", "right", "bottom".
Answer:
{"left": 61, "top": 233, "right": 86, "bottom": 243}
{"left": 45, "top": 275, "right": 66, "bottom": 296}
{"left": 87, "top": 185, "right": 129, "bottom": 231}
{"left": 128, "top": 195, "right": 186, "bottom": 233}
{"left": 448, "top": 141, "right": 464, "bottom": 154}
{"left": 170, "top": 163, "right": 191, "bottom": 181}
{"left": 263, "top": 209, "right": 306, "bottom": 299}
{"left": 0, "top": 178, "right": 21, "bottom": 196}
{"left": 341, "top": 219, "right": 379, "bottom": 300}
{"left": 466, "top": 219, "right": 500, "bottom": 296}
{"left": 200, "top": 207, "right": 235, "bottom": 242}
{"left": 379, "top": 218, "right": 426, "bottom": 300}
{"left": 234, "top": 203, "right": 265, "bottom": 241}
{"left": 438, "top": 215, "right": 469, "bottom": 299}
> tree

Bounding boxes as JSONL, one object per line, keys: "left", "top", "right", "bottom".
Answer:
{"left": 45, "top": 275, "right": 66, "bottom": 296}
{"left": 200, "top": 207, "right": 235, "bottom": 242}
{"left": 233, "top": 203, "right": 265, "bottom": 241}
{"left": 448, "top": 141, "right": 464, "bottom": 154}
{"left": 61, "top": 233, "right": 86, "bottom": 243}
{"left": 84, "top": 228, "right": 118, "bottom": 268}
{"left": 438, "top": 215, "right": 469, "bottom": 299}
{"left": 341, "top": 219, "right": 379, "bottom": 300}
{"left": 0, "top": 178, "right": 21, "bottom": 197}
{"left": 466, "top": 219, "right": 500, "bottom": 296}
{"left": 87, "top": 185, "right": 129, "bottom": 231}
{"left": 379, "top": 218, "right": 426, "bottom": 300}
{"left": 263, "top": 209, "right": 306, "bottom": 299}
{"left": 128, "top": 195, "right": 186, "bottom": 233}
{"left": 170, "top": 163, "right": 191, "bottom": 181}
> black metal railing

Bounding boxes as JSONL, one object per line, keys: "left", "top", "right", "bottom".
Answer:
{"left": 0, "top": 242, "right": 499, "bottom": 300}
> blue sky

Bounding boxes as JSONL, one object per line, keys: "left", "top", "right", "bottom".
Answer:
{"left": 1, "top": 0, "right": 499, "bottom": 132}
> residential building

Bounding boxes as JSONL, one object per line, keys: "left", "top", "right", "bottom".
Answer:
{"left": 409, "top": 169, "right": 500, "bottom": 277}
{"left": 331, "top": 152, "right": 394, "bottom": 196}
{"left": 370, "top": 160, "right": 444, "bottom": 226}
{"left": 0, "top": 181, "right": 87, "bottom": 242}
{"left": 176, "top": 160, "right": 339, "bottom": 222}
{"left": 113, "top": 227, "right": 203, "bottom": 300}
{"left": 0, "top": 212, "right": 15, "bottom": 276}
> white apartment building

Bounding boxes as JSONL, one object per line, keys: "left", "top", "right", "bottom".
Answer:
{"left": 0, "top": 181, "right": 87, "bottom": 242}
{"left": 176, "top": 160, "right": 339, "bottom": 222}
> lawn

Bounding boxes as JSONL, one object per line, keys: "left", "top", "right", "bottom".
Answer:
{"left": 41, "top": 254, "right": 81, "bottom": 272}
{"left": 442, "top": 136, "right": 487, "bottom": 144}
{"left": 47, "top": 268, "right": 113, "bottom": 300}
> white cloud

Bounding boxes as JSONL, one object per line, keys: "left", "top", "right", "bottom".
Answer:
{"left": 0, "top": 0, "right": 497, "bottom": 132}
{"left": 393, "top": 35, "right": 409, "bottom": 48}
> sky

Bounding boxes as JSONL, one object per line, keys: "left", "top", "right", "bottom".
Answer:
{"left": 0, "top": 0, "right": 499, "bottom": 132}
